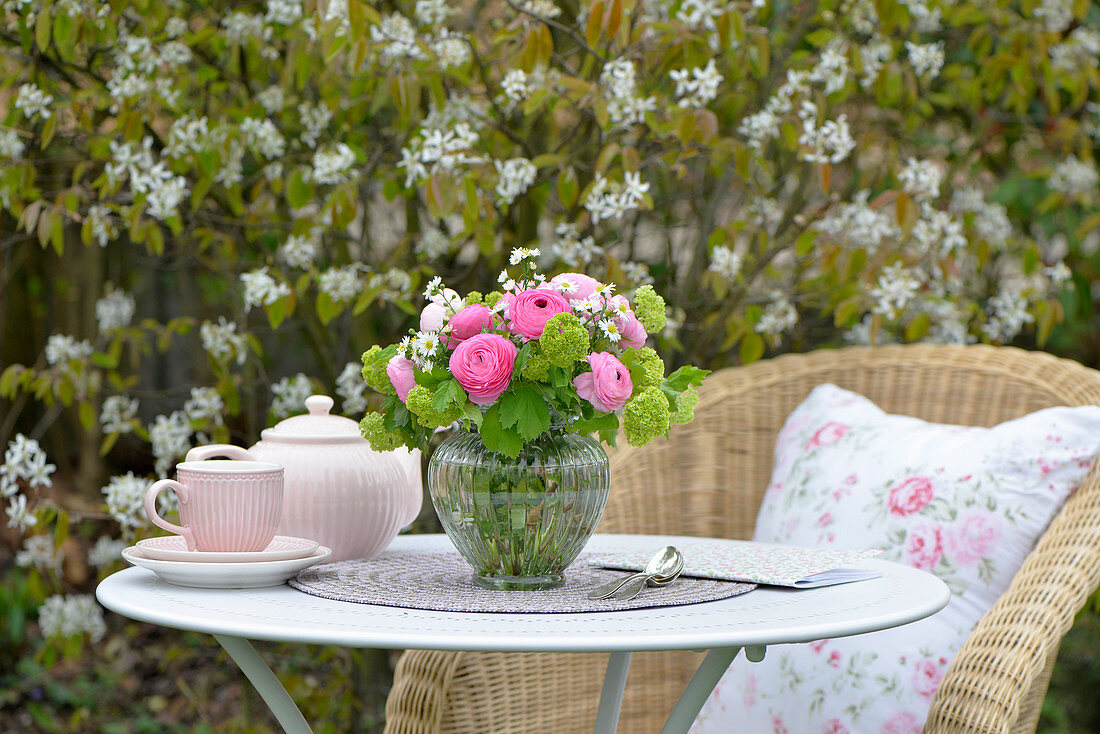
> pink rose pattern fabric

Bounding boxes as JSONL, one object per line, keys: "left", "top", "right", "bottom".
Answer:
{"left": 691, "top": 384, "right": 1100, "bottom": 734}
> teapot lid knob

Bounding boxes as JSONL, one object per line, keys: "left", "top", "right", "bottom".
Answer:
{"left": 305, "top": 394, "right": 334, "bottom": 416}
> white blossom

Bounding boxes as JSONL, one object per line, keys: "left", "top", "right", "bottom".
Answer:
{"left": 164, "top": 115, "right": 212, "bottom": 158}
{"left": 431, "top": 35, "right": 471, "bottom": 67}
{"left": 240, "top": 117, "right": 286, "bottom": 159}
{"left": 920, "top": 299, "right": 975, "bottom": 345}
{"left": 756, "top": 291, "right": 799, "bottom": 338}
{"left": 870, "top": 263, "right": 922, "bottom": 320}
{"left": 372, "top": 13, "right": 423, "bottom": 63}
{"left": 510, "top": 246, "right": 540, "bottom": 265}
{"left": 298, "top": 102, "right": 333, "bottom": 147}
{"left": 601, "top": 57, "right": 656, "bottom": 127}
{"left": 45, "top": 334, "right": 93, "bottom": 366}
{"left": 797, "top": 103, "right": 856, "bottom": 164}
{"left": 810, "top": 39, "right": 849, "bottom": 95}
{"left": 183, "top": 387, "right": 224, "bottom": 424}
{"left": 102, "top": 472, "right": 149, "bottom": 528}
{"left": 2, "top": 434, "right": 55, "bottom": 492}
{"left": 708, "top": 245, "right": 743, "bottom": 281}
{"left": 982, "top": 283, "right": 1035, "bottom": 342}
{"left": 494, "top": 158, "right": 538, "bottom": 206}
{"left": 621, "top": 261, "right": 654, "bottom": 287}
{"left": 670, "top": 60, "right": 723, "bottom": 108}
{"left": 902, "top": 0, "right": 942, "bottom": 31}
{"left": 14, "top": 83, "right": 52, "bottom": 120}
{"left": 861, "top": 36, "right": 893, "bottom": 88}
{"left": 548, "top": 221, "right": 602, "bottom": 267}
{"left": 950, "top": 187, "right": 1012, "bottom": 249}
{"left": 0, "top": 129, "right": 25, "bottom": 159}
{"left": 1046, "top": 260, "right": 1072, "bottom": 287}
{"left": 912, "top": 209, "right": 966, "bottom": 256}
{"left": 738, "top": 108, "right": 780, "bottom": 149}
{"left": 271, "top": 374, "right": 313, "bottom": 418}
{"left": 37, "top": 595, "right": 106, "bottom": 642}
{"left": 1034, "top": 0, "right": 1074, "bottom": 33}
{"left": 213, "top": 142, "right": 244, "bottom": 188}
{"left": 584, "top": 171, "right": 650, "bottom": 224}
{"left": 146, "top": 175, "right": 189, "bottom": 220}
{"left": 415, "top": 228, "right": 452, "bottom": 259}
{"left": 89, "top": 536, "right": 127, "bottom": 567}
{"left": 411, "top": 331, "right": 441, "bottom": 369}
{"left": 5, "top": 493, "right": 36, "bottom": 530}
{"left": 165, "top": 17, "right": 189, "bottom": 38}
{"left": 312, "top": 143, "right": 357, "bottom": 184}
{"left": 100, "top": 395, "right": 139, "bottom": 434}
{"left": 222, "top": 12, "right": 267, "bottom": 43}
{"left": 149, "top": 412, "right": 192, "bottom": 477}
{"left": 520, "top": 0, "right": 561, "bottom": 19}
{"left": 158, "top": 41, "right": 192, "bottom": 67}
{"left": 257, "top": 85, "right": 285, "bottom": 115}
{"left": 676, "top": 0, "right": 724, "bottom": 31}
{"left": 399, "top": 121, "right": 481, "bottom": 187}
{"left": 241, "top": 267, "right": 292, "bottom": 311}
{"left": 336, "top": 362, "right": 369, "bottom": 415}
{"left": 265, "top": 0, "right": 302, "bottom": 25}
{"left": 906, "top": 40, "right": 945, "bottom": 78}
{"left": 318, "top": 264, "right": 362, "bottom": 303}
{"left": 96, "top": 290, "right": 135, "bottom": 333}
{"left": 898, "top": 157, "right": 942, "bottom": 200}
{"left": 201, "top": 317, "right": 247, "bottom": 365}
{"left": 414, "top": 0, "right": 450, "bottom": 26}
{"left": 16, "top": 535, "right": 62, "bottom": 572}
{"left": 815, "top": 191, "right": 899, "bottom": 251}
{"left": 1050, "top": 28, "right": 1100, "bottom": 71}
{"left": 1049, "top": 155, "right": 1098, "bottom": 196}
{"left": 85, "top": 204, "right": 117, "bottom": 247}
{"left": 502, "top": 69, "right": 530, "bottom": 104}
{"left": 279, "top": 232, "right": 320, "bottom": 269}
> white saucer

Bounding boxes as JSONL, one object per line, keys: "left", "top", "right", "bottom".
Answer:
{"left": 136, "top": 535, "right": 320, "bottom": 563}
{"left": 122, "top": 545, "right": 333, "bottom": 589}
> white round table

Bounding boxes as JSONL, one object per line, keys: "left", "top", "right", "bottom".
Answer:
{"left": 97, "top": 533, "right": 950, "bottom": 734}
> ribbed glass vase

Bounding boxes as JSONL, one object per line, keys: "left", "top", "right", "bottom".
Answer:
{"left": 427, "top": 428, "right": 610, "bottom": 590}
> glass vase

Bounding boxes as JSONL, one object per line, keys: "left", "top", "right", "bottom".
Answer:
{"left": 427, "top": 428, "right": 610, "bottom": 590}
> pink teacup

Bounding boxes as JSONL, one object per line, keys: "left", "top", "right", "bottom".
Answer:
{"left": 144, "top": 458, "right": 284, "bottom": 552}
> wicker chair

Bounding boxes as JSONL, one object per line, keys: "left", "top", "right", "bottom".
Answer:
{"left": 383, "top": 344, "right": 1100, "bottom": 734}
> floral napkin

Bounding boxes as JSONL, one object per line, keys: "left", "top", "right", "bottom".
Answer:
{"left": 588, "top": 539, "right": 882, "bottom": 588}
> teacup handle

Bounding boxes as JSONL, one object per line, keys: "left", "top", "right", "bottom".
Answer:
{"left": 145, "top": 479, "right": 195, "bottom": 550}
{"left": 185, "top": 444, "right": 256, "bottom": 462}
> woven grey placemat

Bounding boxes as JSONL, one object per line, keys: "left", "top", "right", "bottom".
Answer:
{"left": 290, "top": 551, "right": 755, "bottom": 613}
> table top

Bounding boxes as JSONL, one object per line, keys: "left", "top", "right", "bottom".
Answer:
{"left": 96, "top": 533, "right": 950, "bottom": 653}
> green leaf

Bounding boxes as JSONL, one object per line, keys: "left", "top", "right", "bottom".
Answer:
{"left": 315, "top": 292, "right": 344, "bottom": 325}
{"left": 479, "top": 403, "right": 523, "bottom": 458}
{"left": 286, "top": 167, "right": 314, "bottom": 209}
{"left": 739, "top": 333, "right": 765, "bottom": 364}
{"left": 661, "top": 365, "right": 709, "bottom": 393}
{"left": 571, "top": 410, "right": 619, "bottom": 438}
{"left": 432, "top": 379, "right": 465, "bottom": 412}
{"left": 100, "top": 432, "right": 119, "bottom": 457}
{"left": 497, "top": 386, "right": 551, "bottom": 442}
{"left": 78, "top": 401, "right": 95, "bottom": 431}
{"left": 266, "top": 293, "right": 295, "bottom": 328}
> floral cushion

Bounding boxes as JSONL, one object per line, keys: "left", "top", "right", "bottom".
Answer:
{"left": 691, "top": 383, "right": 1100, "bottom": 734}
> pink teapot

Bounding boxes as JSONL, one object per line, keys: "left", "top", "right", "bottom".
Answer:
{"left": 185, "top": 394, "right": 421, "bottom": 562}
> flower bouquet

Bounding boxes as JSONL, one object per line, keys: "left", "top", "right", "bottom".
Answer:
{"left": 360, "top": 250, "right": 707, "bottom": 589}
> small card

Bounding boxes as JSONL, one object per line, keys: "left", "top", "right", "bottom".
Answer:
{"left": 588, "top": 540, "right": 882, "bottom": 588}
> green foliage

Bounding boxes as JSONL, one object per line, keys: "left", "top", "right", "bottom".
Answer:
{"left": 539, "top": 313, "right": 590, "bottom": 368}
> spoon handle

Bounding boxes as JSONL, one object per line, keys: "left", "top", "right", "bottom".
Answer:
{"left": 612, "top": 576, "right": 649, "bottom": 601}
{"left": 587, "top": 572, "right": 645, "bottom": 600}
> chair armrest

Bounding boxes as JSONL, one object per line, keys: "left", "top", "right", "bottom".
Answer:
{"left": 924, "top": 466, "right": 1100, "bottom": 734}
{"left": 384, "top": 650, "right": 467, "bottom": 734}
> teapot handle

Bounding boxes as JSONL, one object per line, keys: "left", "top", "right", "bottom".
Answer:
{"left": 402, "top": 449, "right": 423, "bottom": 526}
{"left": 185, "top": 444, "right": 257, "bottom": 463}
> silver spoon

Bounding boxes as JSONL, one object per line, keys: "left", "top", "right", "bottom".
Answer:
{"left": 587, "top": 546, "right": 682, "bottom": 600}
{"left": 612, "top": 548, "right": 685, "bottom": 601}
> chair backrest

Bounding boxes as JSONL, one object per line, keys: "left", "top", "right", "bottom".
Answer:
{"left": 384, "top": 344, "right": 1100, "bottom": 734}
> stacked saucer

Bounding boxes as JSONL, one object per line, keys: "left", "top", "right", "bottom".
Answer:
{"left": 122, "top": 535, "right": 331, "bottom": 589}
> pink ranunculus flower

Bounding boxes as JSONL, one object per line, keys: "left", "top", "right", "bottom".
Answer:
{"left": 508, "top": 288, "right": 572, "bottom": 341}
{"left": 444, "top": 305, "right": 494, "bottom": 348}
{"left": 806, "top": 421, "right": 849, "bottom": 449}
{"left": 880, "top": 712, "right": 922, "bottom": 734}
{"left": 618, "top": 315, "right": 648, "bottom": 348}
{"left": 386, "top": 355, "right": 417, "bottom": 403}
{"left": 887, "top": 476, "right": 935, "bottom": 516}
{"left": 946, "top": 511, "right": 1001, "bottom": 567}
{"left": 448, "top": 334, "right": 517, "bottom": 406}
{"left": 911, "top": 659, "right": 943, "bottom": 699}
{"left": 905, "top": 523, "right": 944, "bottom": 570}
{"left": 573, "top": 352, "right": 633, "bottom": 413}
{"left": 549, "top": 272, "right": 601, "bottom": 302}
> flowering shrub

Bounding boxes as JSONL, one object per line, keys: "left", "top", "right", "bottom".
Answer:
{"left": 0, "top": 0, "right": 1098, "bottom": 722}
{"left": 359, "top": 252, "right": 706, "bottom": 457}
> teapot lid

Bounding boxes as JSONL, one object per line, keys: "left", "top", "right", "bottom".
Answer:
{"left": 260, "top": 395, "right": 365, "bottom": 444}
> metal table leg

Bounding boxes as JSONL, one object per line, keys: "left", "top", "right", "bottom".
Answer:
{"left": 214, "top": 634, "right": 313, "bottom": 734}
{"left": 594, "top": 651, "right": 633, "bottom": 734}
{"left": 659, "top": 647, "right": 743, "bottom": 734}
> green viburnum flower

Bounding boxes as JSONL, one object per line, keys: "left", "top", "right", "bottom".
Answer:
{"left": 539, "top": 312, "right": 590, "bottom": 368}
{"left": 625, "top": 347, "right": 664, "bottom": 390}
{"left": 632, "top": 285, "right": 667, "bottom": 333}
{"left": 669, "top": 385, "right": 699, "bottom": 425}
{"left": 406, "top": 385, "right": 463, "bottom": 428}
{"left": 361, "top": 346, "right": 394, "bottom": 394}
{"left": 622, "top": 386, "right": 671, "bottom": 446}
{"left": 465, "top": 291, "right": 483, "bottom": 306}
{"left": 359, "top": 412, "right": 405, "bottom": 451}
{"left": 522, "top": 346, "right": 552, "bottom": 382}
{"left": 484, "top": 291, "right": 504, "bottom": 308}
